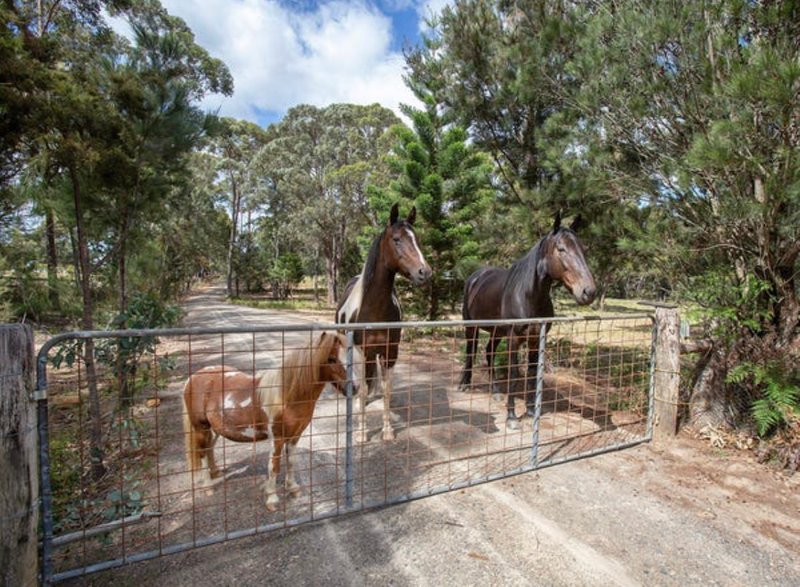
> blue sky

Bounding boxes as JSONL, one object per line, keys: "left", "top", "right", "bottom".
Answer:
{"left": 157, "top": 0, "right": 450, "bottom": 127}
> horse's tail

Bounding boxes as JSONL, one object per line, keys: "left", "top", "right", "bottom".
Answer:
{"left": 182, "top": 375, "right": 202, "bottom": 473}
{"left": 462, "top": 274, "right": 474, "bottom": 320}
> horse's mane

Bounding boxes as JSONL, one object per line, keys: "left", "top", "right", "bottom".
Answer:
{"left": 361, "top": 225, "right": 387, "bottom": 288}
{"left": 257, "top": 332, "right": 339, "bottom": 405}
{"left": 506, "top": 232, "right": 549, "bottom": 290}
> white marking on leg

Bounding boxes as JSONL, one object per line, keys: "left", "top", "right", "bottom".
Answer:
{"left": 264, "top": 416, "right": 279, "bottom": 510}
{"left": 380, "top": 361, "right": 395, "bottom": 441}
{"left": 286, "top": 443, "right": 301, "bottom": 496}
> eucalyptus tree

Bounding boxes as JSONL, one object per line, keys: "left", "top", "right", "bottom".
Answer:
{"left": 200, "top": 118, "right": 271, "bottom": 297}
{"left": 256, "top": 103, "right": 400, "bottom": 304}
{"left": 3, "top": 0, "right": 231, "bottom": 476}
{"left": 107, "top": 6, "right": 231, "bottom": 313}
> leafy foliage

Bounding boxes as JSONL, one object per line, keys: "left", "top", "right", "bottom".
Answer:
{"left": 728, "top": 362, "right": 799, "bottom": 437}
{"left": 370, "top": 99, "right": 493, "bottom": 318}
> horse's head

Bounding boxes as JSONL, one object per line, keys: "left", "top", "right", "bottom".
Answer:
{"left": 545, "top": 213, "right": 596, "bottom": 305}
{"left": 383, "top": 203, "right": 432, "bottom": 286}
{"left": 318, "top": 332, "right": 365, "bottom": 396}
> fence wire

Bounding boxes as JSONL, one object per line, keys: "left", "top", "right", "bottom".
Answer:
{"left": 37, "top": 315, "right": 654, "bottom": 583}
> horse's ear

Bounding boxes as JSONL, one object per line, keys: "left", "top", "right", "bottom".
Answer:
{"left": 318, "top": 331, "right": 327, "bottom": 343}
{"left": 389, "top": 203, "right": 399, "bottom": 225}
{"left": 553, "top": 210, "right": 562, "bottom": 232}
{"left": 570, "top": 214, "right": 583, "bottom": 232}
{"left": 407, "top": 206, "right": 416, "bottom": 226}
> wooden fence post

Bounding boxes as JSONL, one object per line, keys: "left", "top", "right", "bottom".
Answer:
{"left": 0, "top": 324, "right": 39, "bottom": 587}
{"left": 653, "top": 307, "right": 681, "bottom": 441}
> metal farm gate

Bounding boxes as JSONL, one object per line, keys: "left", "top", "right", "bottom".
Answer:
{"left": 36, "top": 314, "right": 655, "bottom": 583}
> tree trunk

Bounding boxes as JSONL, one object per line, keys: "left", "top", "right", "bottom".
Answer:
{"left": 326, "top": 255, "right": 337, "bottom": 306}
{"left": 427, "top": 277, "right": 440, "bottom": 320}
{"left": 226, "top": 175, "right": 240, "bottom": 298}
{"left": 117, "top": 231, "right": 131, "bottom": 409}
{"left": 69, "top": 165, "right": 106, "bottom": 481}
{"left": 687, "top": 344, "right": 733, "bottom": 431}
{"left": 313, "top": 247, "right": 320, "bottom": 304}
{"left": 45, "top": 206, "right": 59, "bottom": 310}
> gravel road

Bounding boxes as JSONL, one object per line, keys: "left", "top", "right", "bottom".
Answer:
{"left": 64, "top": 283, "right": 800, "bottom": 587}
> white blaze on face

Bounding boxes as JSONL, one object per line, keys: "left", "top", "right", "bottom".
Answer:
{"left": 405, "top": 227, "right": 427, "bottom": 271}
{"left": 223, "top": 396, "right": 237, "bottom": 410}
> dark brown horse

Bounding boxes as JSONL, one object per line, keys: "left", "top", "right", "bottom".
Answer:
{"left": 336, "top": 203, "right": 432, "bottom": 441}
{"left": 459, "top": 213, "right": 596, "bottom": 428}
{"left": 182, "top": 331, "right": 365, "bottom": 511}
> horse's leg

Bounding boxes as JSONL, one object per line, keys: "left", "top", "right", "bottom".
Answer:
{"left": 356, "top": 379, "right": 369, "bottom": 443}
{"left": 264, "top": 430, "right": 281, "bottom": 512}
{"left": 205, "top": 431, "right": 222, "bottom": 479}
{"left": 379, "top": 360, "right": 395, "bottom": 441}
{"left": 524, "top": 330, "right": 541, "bottom": 418}
{"left": 285, "top": 441, "right": 302, "bottom": 497}
{"left": 505, "top": 335, "right": 522, "bottom": 430}
{"left": 486, "top": 331, "right": 504, "bottom": 401}
{"left": 459, "top": 325, "right": 478, "bottom": 390}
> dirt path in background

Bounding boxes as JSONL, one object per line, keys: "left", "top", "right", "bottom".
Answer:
{"left": 65, "top": 282, "right": 800, "bottom": 587}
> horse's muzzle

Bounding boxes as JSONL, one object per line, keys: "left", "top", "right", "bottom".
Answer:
{"left": 577, "top": 285, "right": 596, "bottom": 305}
{"left": 409, "top": 264, "right": 433, "bottom": 286}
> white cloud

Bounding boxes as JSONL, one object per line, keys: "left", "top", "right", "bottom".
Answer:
{"left": 415, "top": 0, "right": 451, "bottom": 33}
{"left": 158, "top": 0, "right": 421, "bottom": 124}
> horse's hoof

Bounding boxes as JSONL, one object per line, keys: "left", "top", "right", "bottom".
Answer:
{"left": 382, "top": 428, "right": 396, "bottom": 442}
{"left": 209, "top": 469, "right": 222, "bottom": 479}
{"left": 288, "top": 486, "right": 302, "bottom": 498}
{"left": 266, "top": 502, "right": 278, "bottom": 513}
{"left": 506, "top": 418, "right": 520, "bottom": 430}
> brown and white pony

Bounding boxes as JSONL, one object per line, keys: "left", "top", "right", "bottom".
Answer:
{"left": 182, "top": 331, "right": 364, "bottom": 511}
{"left": 336, "top": 203, "right": 432, "bottom": 441}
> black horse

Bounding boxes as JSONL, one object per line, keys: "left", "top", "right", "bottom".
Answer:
{"left": 459, "top": 212, "right": 596, "bottom": 428}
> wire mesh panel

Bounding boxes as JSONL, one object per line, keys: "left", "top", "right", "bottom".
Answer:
{"left": 38, "top": 315, "right": 653, "bottom": 582}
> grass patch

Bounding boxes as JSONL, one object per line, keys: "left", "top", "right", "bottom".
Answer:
{"left": 229, "top": 296, "right": 333, "bottom": 312}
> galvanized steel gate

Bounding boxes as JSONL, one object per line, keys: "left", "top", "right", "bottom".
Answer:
{"left": 36, "top": 314, "right": 655, "bottom": 583}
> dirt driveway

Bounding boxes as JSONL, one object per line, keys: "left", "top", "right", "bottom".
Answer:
{"left": 65, "top": 283, "right": 800, "bottom": 587}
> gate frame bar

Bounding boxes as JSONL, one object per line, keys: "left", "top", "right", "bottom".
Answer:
{"left": 35, "top": 313, "right": 654, "bottom": 584}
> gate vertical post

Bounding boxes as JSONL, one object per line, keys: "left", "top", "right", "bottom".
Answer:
{"left": 344, "top": 330, "right": 355, "bottom": 509}
{"left": 0, "top": 324, "right": 39, "bottom": 587}
{"left": 530, "top": 322, "right": 548, "bottom": 467}
{"left": 653, "top": 307, "right": 681, "bottom": 441}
